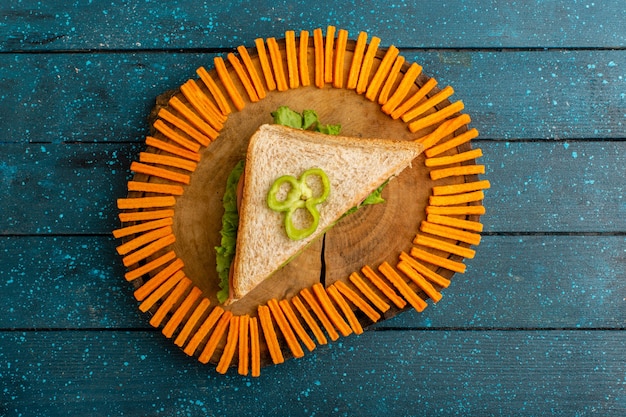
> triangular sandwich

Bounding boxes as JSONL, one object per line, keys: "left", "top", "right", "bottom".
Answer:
{"left": 226, "top": 124, "right": 423, "bottom": 303}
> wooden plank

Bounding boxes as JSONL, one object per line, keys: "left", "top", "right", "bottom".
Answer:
{"left": 408, "top": 50, "right": 626, "bottom": 140}
{"left": 0, "top": 51, "right": 625, "bottom": 142}
{"left": 0, "top": 52, "right": 220, "bottom": 143}
{"left": 375, "top": 235, "right": 626, "bottom": 330}
{"left": 1, "top": 1, "right": 625, "bottom": 51}
{"left": 0, "top": 236, "right": 146, "bottom": 329}
{"left": 2, "top": 235, "right": 624, "bottom": 330}
{"left": 0, "top": 330, "right": 623, "bottom": 416}
{"left": 1, "top": 141, "right": 624, "bottom": 235}
{"left": 0, "top": 143, "right": 141, "bottom": 234}
{"left": 478, "top": 140, "right": 626, "bottom": 233}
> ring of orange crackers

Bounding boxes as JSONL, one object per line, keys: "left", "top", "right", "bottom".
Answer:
{"left": 114, "top": 27, "right": 489, "bottom": 377}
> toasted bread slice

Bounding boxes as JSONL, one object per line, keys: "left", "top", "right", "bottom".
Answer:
{"left": 230, "top": 124, "right": 423, "bottom": 302}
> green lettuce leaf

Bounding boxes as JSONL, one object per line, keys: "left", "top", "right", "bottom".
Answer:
{"left": 342, "top": 179, "right": 388, "bottom": 218}
{"left": 271, "top": 106, "right": 342, "bottom": 134}
{"left": 214, "top": 160, "right": 245, "bottom": 304}
{"left": 271, "top": 106, "right": 304, "bottom": 129}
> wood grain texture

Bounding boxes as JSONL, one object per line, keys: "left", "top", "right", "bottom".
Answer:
{"left": 1, "top": 330, "right": 624, "bottom": 416}
{"left": 2, "top": 236, "right": 624, "bottom": 330}
{"left": 0, "top": 143, "right": 140, "bottom": 234}
{"left": 2, "top": 51, "right": 624, "bottom": 143}
{"left": 1, "top": 141, "right": 623, "bottom": 234}
{"left": 2, "top": 1, "right": 625, "bottom": 51}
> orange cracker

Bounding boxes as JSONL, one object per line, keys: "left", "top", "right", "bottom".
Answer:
{"left": 116, "top": 226, "right": 173, "bottom": 255}
{"left": 429, "top": 190, "right": 485, "bottom": 207}
{"left": 390, "top": 77, "right": 438, "bottom": 119}
{"left": 163, "top": 100, "right": 214, "bottom": 147}
{"left": 196, "top": 309, "right": 232, "bottom": 363}
{"left": 348, "top": 272, "right": 391, "bottom": 313}
{"left": 162, "top": 286, "right": 203, "bottom": 338}
{"left": 118, "top": 208, "right": 174, "bottom": 223}
{"left": 133, "top": 257, "right": 184, "bottom": 301}
{"left": 152, "top": 117, "right": 201, "bottom": 153}
{"left": 124, "top": 250, "right": 176, "bottom": 282}
{"left": 378, "top": 262, "right": 428, "bottom": 312}
{"left": 179, "top": 80, "right": 223, "bottom": 135}
{"left": 347, "top": 31, "right": 368, "bottom": 89}
{"left": 139, "top": 152, "right": 197, "bottom": 172}
{"left": 410, "top": 246, "right": 467, "bottom": 274}
{"left": 327, "top": 285, "right": 363, "bottom": 335}
{"left": 122, "top": 234, "right": 176, "bottom": 267}
{"left": 420, "top": 221, "right": 482, "bottom": 246}
{"left": 216, "top": 315, "right": 240, "bottom": 374}
{"left": 113, "top": 217, "right": 174, "bottom": 239}
{"left": 130, "top": 162, "right": 190, "bottom": 185}
{"left": 258, "top": 304, "right": 284, "bottom": 364}
{"left": 427, "top": 213, "right": 484, "bottom": 233}
{"left": 138, "top": 269, "right": 185, "bottom": 313}
{"left": 361, "top": 265, "right": 407, "bottom": 309}
{"left": 249, "top": 317, "right": 261, "bottom": 377}
{"left": 399, "top": 251, "right": 452, "bottom": 288}
{"left": 413, "top": 233, "right": 476, "bottom": 259}
{"left": 174, "top": 297, "right": 211, "bottom": 347}
{"left": 313, "top": 28, "right": 325, "bottom": 88}
{"left": 334, "top": 280, "right": 381, "bottom": 322}
{"left": 184, "top": 79, "right": 228, "bottom": 125}
{"left": 432, "top": 179, "right": 491, "bottom": 196}
{"left": 356, "top": 36, "right": 381, "bottom": 94}
{"left": 285, "top": 30, "right": 300, "bottom": 89}
{"left": 378, "top": 54, "right": 405, "bottom": 105}
{"left": 291, "top": 295, "right": 328, "bottom": 345}
{"left": 227, "top": 52, "right": 260, "bottom": 102}
{"left": 214, "top": 56, "right": 246, "bottom": 111}
{"left": 298, "top": 30, "right": 311, "bottom": 86}
{"left": 238, "top": 315, "right": 250, "bottom": 376}
{"left": 300, "top": 287, "right": 340, "bottom": 341}
{"left": 254, "top": 38, "right": 277, "bottom": 91}
{"left": 397, "top": 261, "right": 443, "bottom": 303}
{"left": 266, "top": 37, "right": 288, "bottom": 91}
{"left": 381, "top": 62, "right": 423, "bottom": 114}
{"left": 279, "top": 299, "right": 316, "bottom": 352}
{"left": 408, "top": 100, "right": 465, "bottom": 133}
{"left": 237, "top": 45, "right": 267, "bottom": 99}
{"left": 150, "top": 276, "right": 192, "bottom": 327}
{"left": 425, "top": 127, "right": 480, "bottom": 158}
{"left": 126, "top": 181, "right": 184, "bottom": 196}
{"left": 333, "top": 28, "right": 349, "bottom": 88}
{"left": 402, "top": 85, "right": 455, "bottom": 122}
{"left": 312, "top": 283, "right": 352, "bottom": 337}
{"left": 156, "top": 109, "right": 212, "bottom": 149}
{"left": 429, "top": 164, "right": 485, "bottom": 181}
{"left": 193, "top": 307, "right": 227, "bottom": 360}
{"left": 117, "top": 196, "right": 176, "bottom": 210}
{"left": 324, "top": 25, "right": 336, "bottom": 83}
{"left": 417, "top": 114, "right": 472, "bottom": 150}
{"left": 365, "top": 45, "right": 399, "bottom": 101}
{"left": 426, "top": 148, "right": 483, "bottom": 168}
{"left": 267, "top": 299, "right": 304, "bottom": 358}
{"left": 425, "top": 205, "right": 486, "bottom": 216}
{"left": 196, "top": 66, "right": 232, "bottom": 115}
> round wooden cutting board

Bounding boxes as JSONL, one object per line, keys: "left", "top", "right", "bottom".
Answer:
{"left": 116, "top": 28, "right": 486, "bottom": 375}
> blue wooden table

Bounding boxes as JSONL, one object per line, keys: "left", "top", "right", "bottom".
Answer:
{"left": 2, "top": 1, "right": 625, "bottom": 416}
